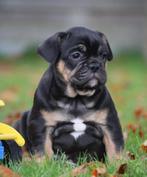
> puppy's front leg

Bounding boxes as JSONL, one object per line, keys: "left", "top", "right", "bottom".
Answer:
{"left": 40, "top": 110, "right": 67, "bottom": 158}
{"left": 102, "top": 113, "right": 124, "bottom": 160}
{"left": 27, "top": 113, "right": 54, "bottom": 161}
{"left": 102, "top": 120, "right": 124, "bottom": 161}
{"left": 44, "top": 126, "right": 54, "bottom": 158}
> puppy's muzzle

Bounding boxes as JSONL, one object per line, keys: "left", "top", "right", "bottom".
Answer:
{"left": 70, "top": 61, "right": 100, "bottom": 89}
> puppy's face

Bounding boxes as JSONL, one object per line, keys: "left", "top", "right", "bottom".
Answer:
{"left": 38, "top": 27, "right": 113, "bottom": 97}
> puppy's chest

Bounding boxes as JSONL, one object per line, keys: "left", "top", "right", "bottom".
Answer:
{"left": 41, "top": 99, "right": 108, "bottom": 127}
{"left": 42, "top": 99, "right": 108, "bottom": 140}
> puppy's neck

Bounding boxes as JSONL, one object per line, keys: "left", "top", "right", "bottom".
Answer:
{"left": 55, "top": 87, "right": 105, "bottom": 116}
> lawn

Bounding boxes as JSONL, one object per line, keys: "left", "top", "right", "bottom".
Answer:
{"left": 0, "top": 50, "right": 147, "bottom": 177}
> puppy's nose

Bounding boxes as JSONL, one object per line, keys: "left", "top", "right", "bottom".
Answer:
{"left": 89, "top": 62, "right": 100, "bottom": 72}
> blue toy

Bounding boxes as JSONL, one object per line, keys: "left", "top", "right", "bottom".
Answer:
{"left": 0, "top": 141, "right": 4, "bottom": 160}
{"left": 0, "top": 100, "right": 25, "bottom": 162}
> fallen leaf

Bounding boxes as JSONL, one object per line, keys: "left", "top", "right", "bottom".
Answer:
{"left": 127, "top": 124, "right": 139, "bottom": 133}
{"left": 0, "top": 165, "right": 20, "bottom": 177}
{"left": 139, "top": 128, "right": 144, "bottom": 138}
{"left": 126, "top": 124, "right": 144, "bottom": 138}
{"left": 4, "top": 112, "right": 22, "bottom": 125}
{"left": 141, "top": 140, "right": 147, "bottom": 153}
{"left": 116, "top": 163, "right": 127, "bottom": 175}
{"left": 60, "top": 162, "right": 107, "bottom": 177}
{"left": 134, "top": 107, "right": 144, "bottom": 118}
{"left": 91, "top": 164, "right": 107, "bottom": 177}
{"left": 91, "top": 169, "right": 98, "bottom": 177}
{"left": 60, "top": 162, "right": 93, "bottom": 177}
{"left": 134, "top": 107, "right": 147, "bottom": 120}
{"left": 127, "top": 151, "right": 135, "bottom": 160}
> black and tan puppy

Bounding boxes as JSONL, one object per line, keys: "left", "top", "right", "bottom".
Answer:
{"left": 13, "top": 27, "right": 124, "bottom": 162}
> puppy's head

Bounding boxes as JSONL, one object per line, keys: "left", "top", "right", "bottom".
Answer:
{"left": 38, "top": 27, "right": 113, "bottom": 97}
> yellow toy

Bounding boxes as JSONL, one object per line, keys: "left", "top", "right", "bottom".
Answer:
{"left": 0, "top": 99, "right": 25, "bottom": 161}
{"left": 0, "top": 122, "right": 25, "bottom": 147}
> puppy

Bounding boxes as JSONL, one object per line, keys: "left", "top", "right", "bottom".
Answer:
{"left": 14, "top": 27, "right": 124, "bottom": 162}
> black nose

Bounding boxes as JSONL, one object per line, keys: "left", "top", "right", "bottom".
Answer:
{"left": 89, "top": 62, "right": 100, "bottom": 72}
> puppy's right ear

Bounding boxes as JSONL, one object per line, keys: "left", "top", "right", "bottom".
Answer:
{"left": 37, "top": 32, "right": 66, "bottom": 63}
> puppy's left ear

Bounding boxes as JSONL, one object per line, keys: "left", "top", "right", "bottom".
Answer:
{"left": 37, "top": 32, "right": 66, "bottom": 63}
{"left": 99, "top": 32, "right": 113, "bottom": 61}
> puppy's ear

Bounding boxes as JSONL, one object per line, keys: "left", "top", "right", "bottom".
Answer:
{"left": 99, "top": 32, "right": 113, "bottom": 61}
{"left": 37, "top": 32, "right": 66, "bottom": 63}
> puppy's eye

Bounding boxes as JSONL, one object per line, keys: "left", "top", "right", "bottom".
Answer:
{"left": 70, "top": 51, "right": 82, "bottom": 60}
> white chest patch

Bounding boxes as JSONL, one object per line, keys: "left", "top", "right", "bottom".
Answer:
{"left": 70, "top": 118, "right": 86, "bottom": 140}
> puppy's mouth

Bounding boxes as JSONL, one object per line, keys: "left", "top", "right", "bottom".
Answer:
{"left": 70, "top": 76, "right": 98, "bottom": 96}
{"left": 70, "top": 65, "right": 100, "bottom": 96}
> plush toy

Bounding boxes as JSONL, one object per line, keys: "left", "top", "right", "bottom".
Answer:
{"left": 0, "top": 100, "right": 25, "bottom": 163}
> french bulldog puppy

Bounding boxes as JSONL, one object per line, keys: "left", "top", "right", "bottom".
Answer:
{"left": 14, "top": 27, "right": 124, "bottom": 162}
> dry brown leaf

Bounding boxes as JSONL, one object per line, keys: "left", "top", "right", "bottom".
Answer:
{"left": 91, "top": 164, "right": 107, "bottom": 177}
{"left": 134, "top": 107, "right": 144, "bottom": 118}
{"left": 0, "top": 165, "right": 20, "bottom": 177}
{"left": 4, "top": 112, "right": 22, "bottom": 125}
{"left": 138, "top": 128, "right": 144, "bottom": 138}
{"left": 126, "top": 151, "right": 135, "bottom": 160}
{"left": 91, "top": 169, "right": 98, "bottom": 177}
{"left": 72, "top": 162, "right": 96, "bottom": 176}
{"left": 126, "top": 124, "right": 144, "bottom": 138}
{"left": 71, "top": 164, "right": 88, "bottom": 176}
{"left": 141, "top": 140, "right": 147, "bottom": 153}
{"left": 116, "top": 163, "right": 127, "bottom": 175}
{"left": 127, "top": 123, "right": 139, "bottom": 133}
{"left": 60, "top": 162, "right": 107, "bottom": 177}
{"left": 134, "top": 107, "right": 147, "bottom": 120}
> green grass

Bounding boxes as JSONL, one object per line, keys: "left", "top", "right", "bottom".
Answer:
{"left": 0, "top": 51, "right": 147, "bottom": 177}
